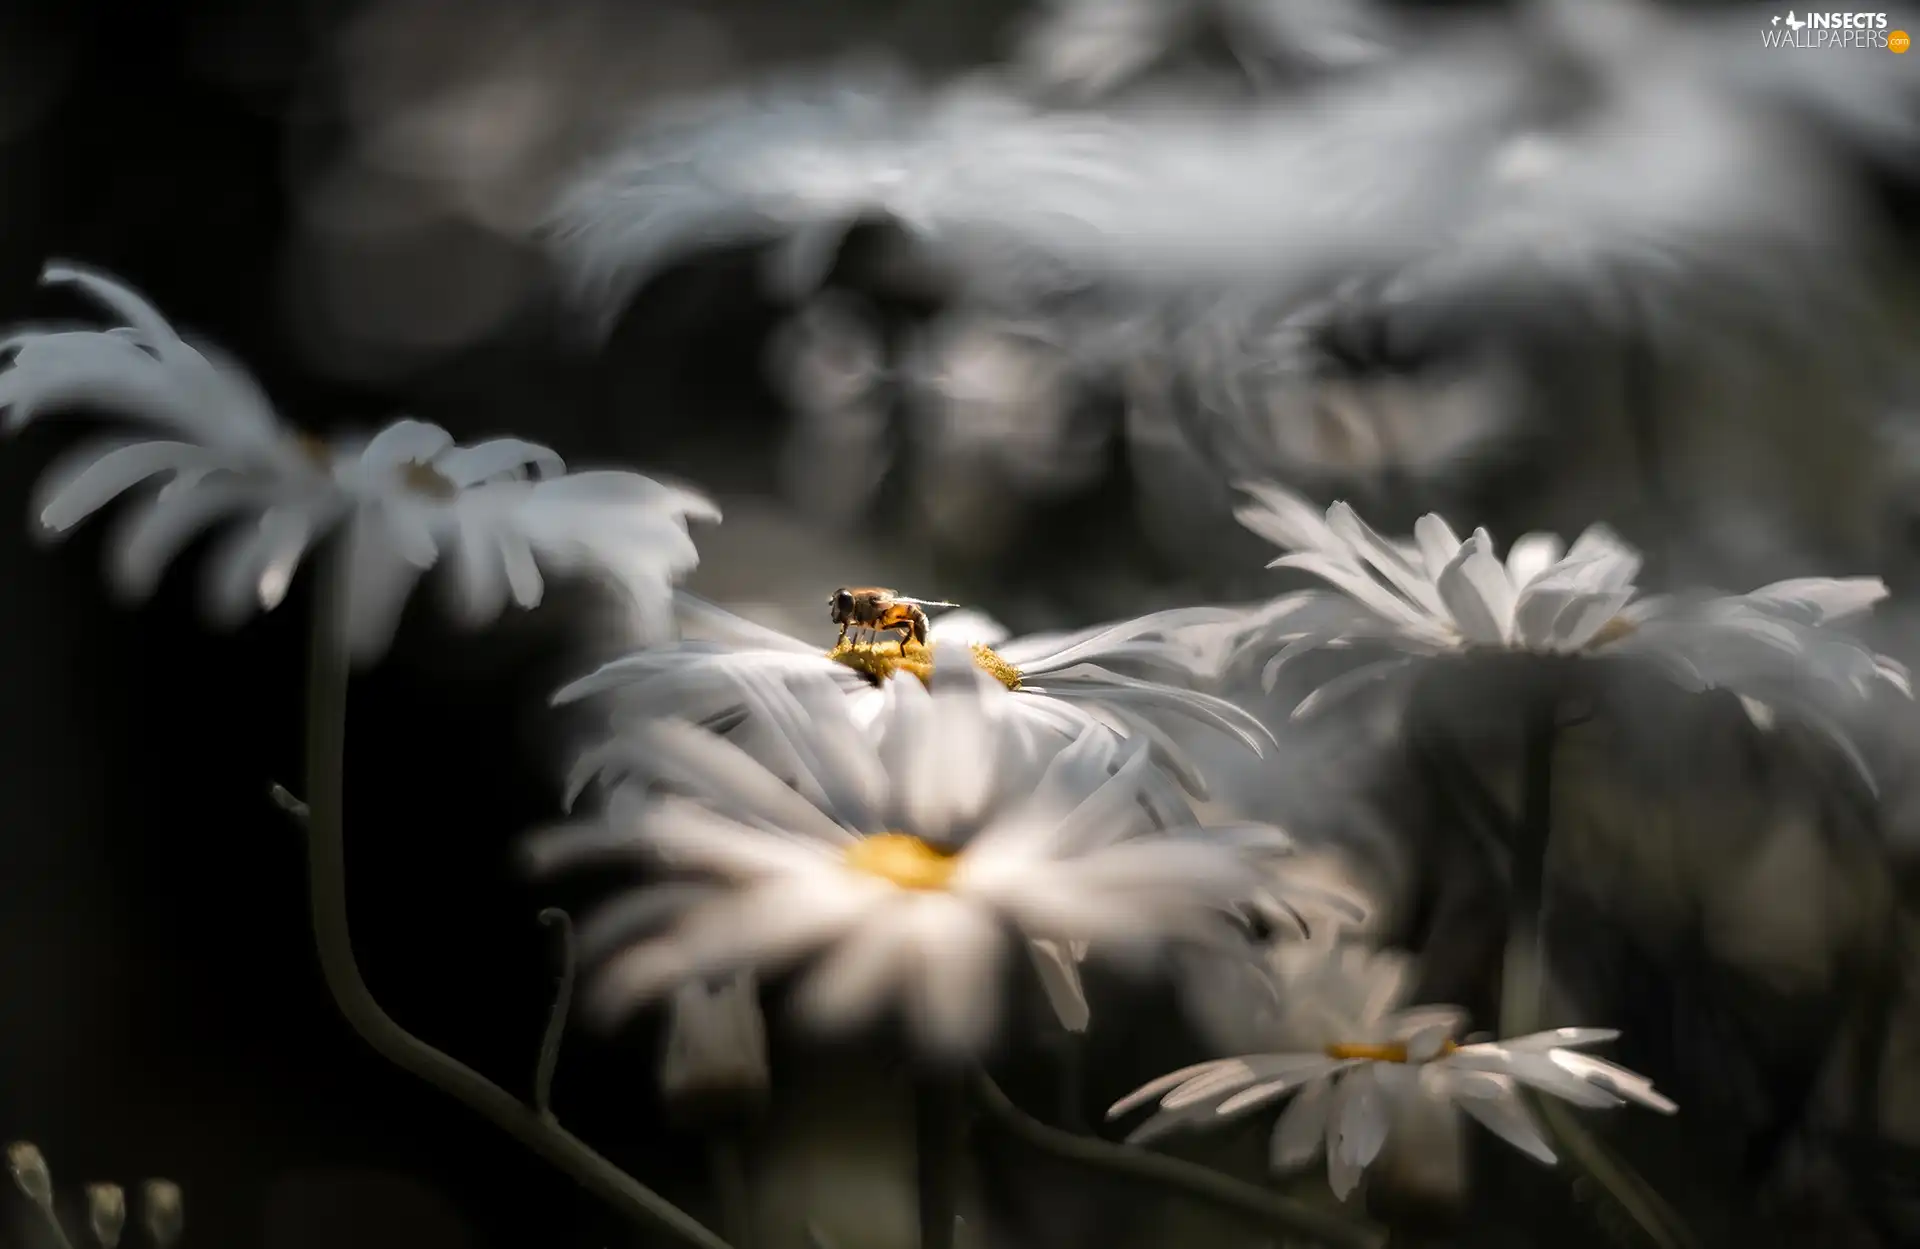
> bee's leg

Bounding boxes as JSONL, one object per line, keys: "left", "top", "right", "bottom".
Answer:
{"left": 837, "top": 623, "right": 849, "bottom": 645}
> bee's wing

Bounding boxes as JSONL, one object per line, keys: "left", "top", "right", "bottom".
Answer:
{"left": 893, "top": 598, "right": 962, "bottom": 609}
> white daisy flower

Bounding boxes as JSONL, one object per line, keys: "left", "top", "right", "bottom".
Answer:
{"left": 526, "top": 668, "right": 1289, "bottom": 1056}
{"left": 1227, "top": 483, "right": 1908, "bottom": 742}
{"left": 1110, "top": 935, "right": 1676, "bottom": 1201}
{"left": 0, "top": 263, "right": 718, "bottom": 659}
{"left": 554, "top": 593, "right": 1273, "bottom": 802}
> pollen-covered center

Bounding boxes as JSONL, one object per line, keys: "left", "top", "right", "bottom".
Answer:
{"left": 1324, "top": 1040, "right": 1460, "bottom": 1064}
{"left": 292, "top": 432, "right": 333, "bottom": 469}
{"left": 400, "top": 459, "right": 460, "bottom": 500}
{"left": 1586, "top": 615, "right": 1637, "bottom": 647}
{"left": 844, "top": 832, "right": 959, "bottom": 891}
{"left": 826, "top": 638, "right": 1023, "bottom": 690}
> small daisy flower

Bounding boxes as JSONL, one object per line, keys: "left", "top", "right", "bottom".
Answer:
{"left": 1110, "top": 935, "right": 1675, "bottom": 1200}
{"left": 527, "top": 670, "right": 1289, "bottom": 1056}
{"left": 0, "top": 263, "right": 717, "bottom": 659}
{"left": 1227, "top": 484, "right": 1907, "bottom": 745}
{"left": 555, "top": 593, "right": 1272, "bottom": 800}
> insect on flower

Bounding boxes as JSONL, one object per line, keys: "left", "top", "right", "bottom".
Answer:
{"left": 829, "top": 586, "right": 960, "bottom": 647}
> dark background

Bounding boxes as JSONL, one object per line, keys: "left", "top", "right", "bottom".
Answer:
{"left": 0, "top": 2, "right": 1911, "bottom": 1248}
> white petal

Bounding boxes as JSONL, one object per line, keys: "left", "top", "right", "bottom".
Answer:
{"left": 1324, "top": 1074, "right": 1368, "bottom": 1199}
{"left": 1447, "top": 1069, "right": 1556, "bottom": 1164}
{"left": 878, "top": 652, "right": 995, "bottom": 843}
{"left": 1110, "top": 1058, "right": 1247, "bottom": 1120}
{"left": 1434, "top": 529, "right": 1514, "bottom": 645}
{"left": 1332, "top": 1064, "right": 1391, "bottom": 1172}
{"left": 1269, "top": 551, "right": 1433, "bottom": 631}
{"left": 434, "top": 437, "right": 566, "bottom": 486}
{"left": 585, "top": 876, "right": 882, "bottom": 1025}
{"left": 359, "top": 418, "right": 455, "bottom": 471}
{"left": 1503, "top": 532, "right": 1564, "bottom": 589}
{"left": 1270, "top": 1074, "right": 1334, "bottom": 1171}
{"left": 33, "top": 438, "right": 204, "bottom": 532}
{"left": 1561, "top": 526, "right": 1642, "bottom": 589}
{"left": 792, "top": 906, "right": 917, "bottom": 1033}
{"left": 1741, "top": 576, "right": 1887, "bottom": 625}
{"left": 1413, "top": 513, "right": 1464, "bottom": 580}
{"left": 1026, "top": 937, "right": 1090, "bottom": 1032}
{"left": 901, "top": 893, "right": 1005, "bottom": 1056}
{"left": 1326, "top": 502, "right": 1448, "bottom": 616}
{"left": 641, "top": 796, "right": 847, "bottom": 880}
{"left": 339, "top": 517, "right": 426, "bottom": 662}
{"left": 105, "top": 476, "right": 255, "bottom": 599}
{"left": 1549, "top": 1051, "right": 1677, "bottom": 1114}
{"left": 1500, "top": 1027, "right": 1621, "bottom": 1052}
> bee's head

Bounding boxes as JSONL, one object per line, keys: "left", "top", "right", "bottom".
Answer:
{"left": 830, "top": 588, "right": 855, "bottom": 624}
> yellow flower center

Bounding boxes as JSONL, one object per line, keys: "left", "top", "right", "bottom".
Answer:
{"left": 400, "top": 460, "right": 460, "bottom": 500}
{"left": 1587, "top": 615, "right": 1637, "bottom": 647}
{"left": 1323, "top": 1040, "right": 1459, "bottom": 1064}
{"left": 826, "top": 638, "right": 1022, "bottom": 690}
{"left": 287, "top": 435, "right": 459, "bottom": 501}
{"left": 843, "top": 832, "right": 959, "bottom": 891}
{"left": 292, "top": 432, "right": 333, "bottom": 469}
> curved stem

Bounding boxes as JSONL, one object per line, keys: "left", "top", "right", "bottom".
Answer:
{"left": 706, "top": 1138, "right": 755, "bottom": 1249}
{"left": 915, "top": 1070, "right": 967, "bottom": 1249}
{"left": 293, "top": 576, "right": 732, "bottom": 1249}
{"left": 969, "top": 1071, "right": 1385, "bottom": 1249}
{"left": 1500, "top": 702, "right": 1699, "bottom": 1249}
{"left": 534, "top": 908, "right": 576, "bottom": 1122}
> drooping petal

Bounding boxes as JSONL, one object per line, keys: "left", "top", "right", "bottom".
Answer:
{"left": 1738, "top": 576, "right": 1888, "bottom": 625}
{"left": 900, "top": 892, "right": 1006, "bottom": 1056}
{"left": 1270, "top": 1073, "right": 1335, "bottom": 1171}
{"left": 104, "top": 476, "right": 258, "bottom": 600}
{"left": 585, "top": 876, "right": 885, "bottom": 1025}
{"left": 434, "top": 437, "right": 567, "bottom": 486}
{"left": 1026, "top": 937, "right": 1090, "bottom": 1032}
{"left": 33, "top": 438, "right": 206, "bottom": 533}
{"left": 1447, "top": 1069, "right": 1556, "bottom": 1164}
{"left": 1548, "top": 1051, "right": 1677, "bottom": 1113}
{"left": 792, "top": 905, "right": 919, "bottom": 1034}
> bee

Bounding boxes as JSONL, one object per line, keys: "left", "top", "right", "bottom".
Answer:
{"left": 829, "top": 587, "right": 959, "bottom": 647}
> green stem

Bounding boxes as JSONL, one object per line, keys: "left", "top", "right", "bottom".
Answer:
{"left": 1052, "top": 1031, "right": 1088, "bottom": 1133}
{"left": 29, "top": 1203, "right": 75, "bottom": 1249}
{"left": 915, "top": 1069, "right": 967, "bottom": 1249}
{"left": 1499, "top": 701, "right": 1699, "bottom": 1249}
{"left": 290, "top": 570, "right": 732, "bottom": 1249}
{"left": 1498, "top": 700, "right": 1556, "bottom": 1040}
{"left": 969, "top": 1071, "right": 1385, "bottom": 1249}
{"left": 707, "top": 1138, "right": 755, "bottom": 1249}
{"left": 533, "top": 908, "right": 575, "bottom": 1123}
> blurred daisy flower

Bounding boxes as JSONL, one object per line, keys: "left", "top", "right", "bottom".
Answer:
{"left": 527, "top": 670, "right": 1289, "bottom": 1055}
{"left": 1110, "top": 933, "right": 1675, "bottom": 1200}
{"left": 1014, "top": 0, "right": 1390, "bottom": 102}
{"left": 1228, "top": 485, "right": 1908, "bottom": 750}
{"left": 555, "top": 594, "right": 1272, "bottom": 802}
{"left": 0, "top": 263, "right": 717, "bottom": 660}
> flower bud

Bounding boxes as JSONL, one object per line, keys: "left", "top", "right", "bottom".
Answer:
{"left": 85, "top": 1183, "right": 125, "bottom": 1249}
{"left": 139, "top": 1180, "right": 184, "bottom": 1249}
{"left": 7, "top": 1142, "right": 53, "bottom": 1209}
{"left": 660, "top": 971, "right": 770, "bottom": 1128}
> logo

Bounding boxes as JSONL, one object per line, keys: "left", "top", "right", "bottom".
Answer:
{"left": 1763, "top": 10, "right": 1901, "bottom": 48}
